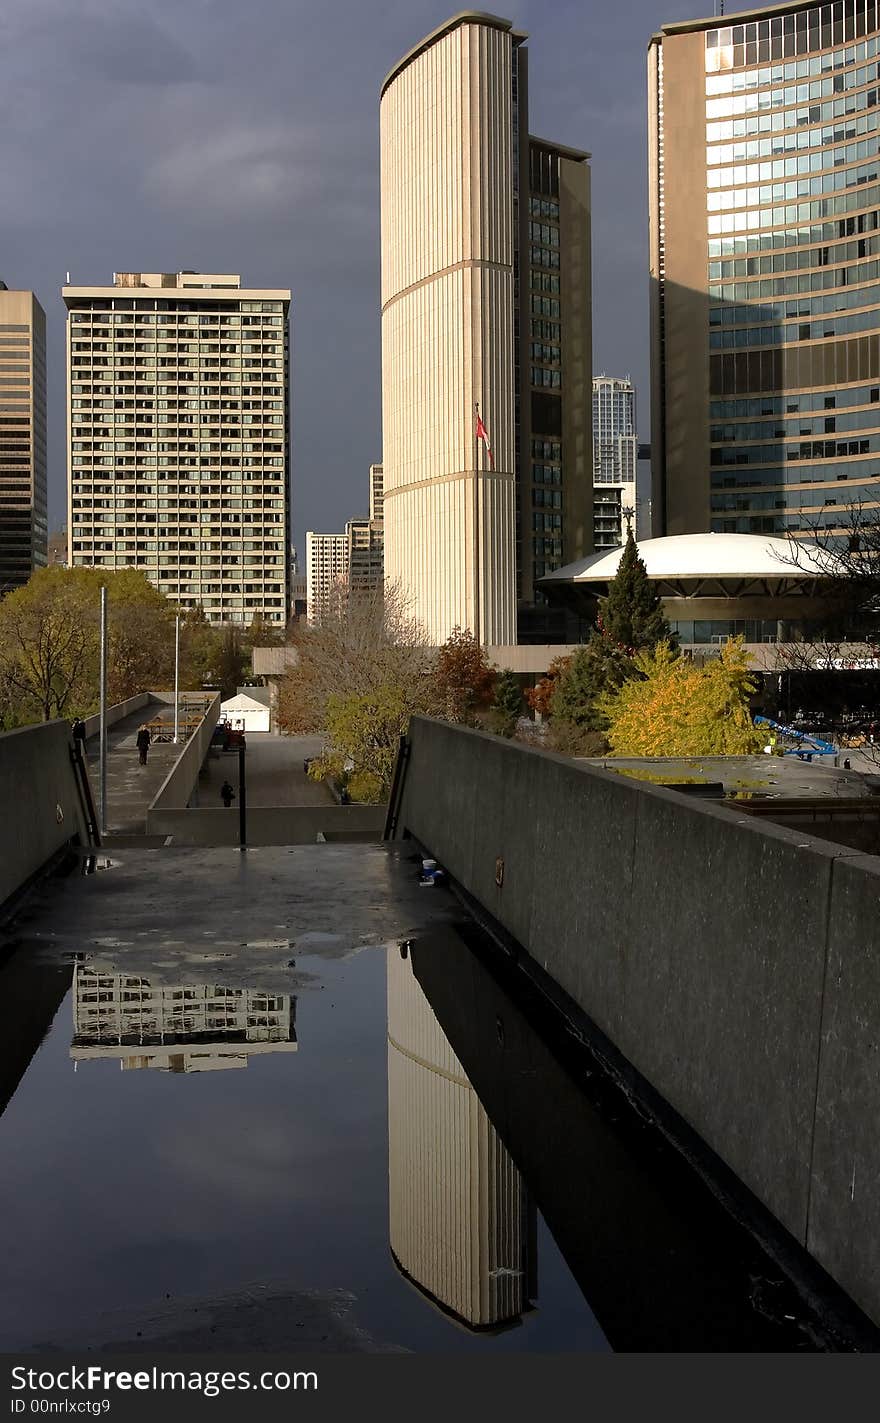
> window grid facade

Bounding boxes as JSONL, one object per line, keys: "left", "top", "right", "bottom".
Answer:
{"left": 0, "top": 289, "right": 47, "bottom": 592}
{"left": 64, "top": 273, "right": 290, "bottom": 623}
{"left": 592, "top": 375, "right": 638, "bottom": 550}
{"left": 650, "top": 1, "right": 880, "bottom": 538}
{"left": 706, "top": 4, "right": 880, "bottom": 535}
{"left": 306, "top": 531, "right": 347, "bottom": 623}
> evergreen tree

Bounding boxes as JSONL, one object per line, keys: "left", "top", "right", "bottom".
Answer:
{"left": 550, "top": 634, "right": 632, "bottom": 735}
{"left": 600, "top": 528, "right": 672, "bottom": 652}
{"left": 491, "top": 669, "right": 523, "bottom": 737}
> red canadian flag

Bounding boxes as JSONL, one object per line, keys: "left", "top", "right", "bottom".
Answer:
{"left": 474, "top": 406, "right": 494, "bottom": 469}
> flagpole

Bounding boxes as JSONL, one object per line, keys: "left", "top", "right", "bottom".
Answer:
{"left": 473, "top": 403, "right": 481, "bottom": 646}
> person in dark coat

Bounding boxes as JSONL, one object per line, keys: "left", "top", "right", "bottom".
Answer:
{"left": 220, "top": 780, "right": 236, "bottom": 807}
{"left": 72, "top": 717, "right": 87, "bottom": 746}
{"left": 136, "top": 725, "right": 151, "bottom": 766}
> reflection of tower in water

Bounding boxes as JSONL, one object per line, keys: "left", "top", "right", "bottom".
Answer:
{"left": 386, "top": 945, "right": 535, "bottom": 1330}
{"left": 70, "top": 964, "right": 297, "bottom": 1073}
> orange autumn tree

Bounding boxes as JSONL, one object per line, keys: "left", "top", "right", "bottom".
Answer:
{"left": 526, "top": 654, "right": 572, "bottom": 718}
{"left": 598, "top": 637, "right": 764, "bottom": 757}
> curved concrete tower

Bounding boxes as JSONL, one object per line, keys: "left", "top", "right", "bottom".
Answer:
{"left": 380, "top": 13, "right": 520, "bottom": 645}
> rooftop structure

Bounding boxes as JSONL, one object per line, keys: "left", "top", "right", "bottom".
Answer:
{"left": 542, "top": 530, "right": 840, "bottom": 645}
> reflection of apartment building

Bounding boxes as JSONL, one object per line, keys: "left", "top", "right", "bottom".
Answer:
{"left": 0, "top": 284, "right": 47, "bottom": 592}
{"left": 386, "top": 945, "right": 534, "bottom": 1330}
{"left": 63, "top": 271, "right": 290, "bottom": 624}
{"left": 71, "top": 965, "right": 297, "bottom": 1072}
{"left": 592, "top": 375, "right": 639, "bottom": 549}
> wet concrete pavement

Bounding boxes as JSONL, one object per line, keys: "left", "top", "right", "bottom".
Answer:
{"left": 191, "top": 733, "right": 333, "bottom": 810}
{"left": 16, "top": 844, "right": 459, "bottom": 994}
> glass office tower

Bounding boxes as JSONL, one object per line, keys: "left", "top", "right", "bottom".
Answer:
{"left": 650, "top": 1, "right": 880, "bottom": 542}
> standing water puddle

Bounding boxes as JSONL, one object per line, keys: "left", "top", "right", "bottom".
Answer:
{"left": 0, "top": 913, "right": 867, "bottom": 1352}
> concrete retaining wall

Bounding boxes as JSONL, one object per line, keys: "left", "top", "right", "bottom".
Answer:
{"left": 146, "top": 804, "right": 385, "bottom": 845}
{"left": 146, "top": 694, "right": 221, "bottom": 818}
{"left": 0, "top": 721, "right": 91, "bottom": 911}
{"left": 393, "top": 716, "right": 880, "bottom": 1326}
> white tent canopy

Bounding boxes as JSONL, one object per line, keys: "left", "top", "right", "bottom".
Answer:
{"left": 219, "top": 692, "right": 271, "bottom": 732}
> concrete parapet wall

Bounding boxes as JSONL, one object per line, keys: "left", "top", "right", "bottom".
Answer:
{"left": 0, "top": 721, "right": 91, "bottom": 911}
{"left": 146, "top": 694, "right": 221, "bottom": 817}
{"left": 81, "top": 692, "right": 151, "bottom": 739}
{"left": 393, "top": 716, "right": 880, "bottom": 1325}
{"left": 146, "top": 804, "right": 385, "bottom": 845}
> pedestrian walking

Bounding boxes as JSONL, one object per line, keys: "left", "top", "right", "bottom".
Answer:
{"left": 220, "top": 780, "right": 236, "bottom": 808}
{"left": 72, "top": 717, "right": 87, "bottom": 747}
{"left": 136, "top": 725, "right": 151, "bottom": 766}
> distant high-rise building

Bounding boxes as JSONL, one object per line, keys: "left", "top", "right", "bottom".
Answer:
{"left": 369, "top": 462, "right": 384, "bottom": 523}
{"left": 47, "top": 529, "right": 68, "bottom": 567}
{"left": 346, "top": 518, "right": 384, "bottom": 597}
{"left": 306, "top": 530, "right": 347, "bottom": 622}
{"left": 649, "top": 2, "right": 880, "bottom": 541}
{"left": 0, "top": 285, "right": 47, "bottom": 592}
{"left": 380, "top": 13, "right": 592, "bottom": 646}
{"left": 348, "top": 463, "right": 385, "bottom": 597}
{"left": 592, "top": 375, "right": 639, "bottom": 549}
{"left": 307, "top": 465, "right": 385, "bottom": 618}
{"left": 63, "top": 271, "right": 290, "bottom": 624}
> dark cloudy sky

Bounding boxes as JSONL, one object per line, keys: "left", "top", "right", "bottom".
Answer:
{"left": 1, "top": 0, "right": 715, "bottom": 554}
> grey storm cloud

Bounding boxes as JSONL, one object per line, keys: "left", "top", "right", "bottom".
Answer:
{"left": 0, "top": 0, "right": 713, "bottom": 548}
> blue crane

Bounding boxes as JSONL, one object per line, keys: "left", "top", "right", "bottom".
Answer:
{"left": 753, "top": 715, "right": 836, "bottom": 759}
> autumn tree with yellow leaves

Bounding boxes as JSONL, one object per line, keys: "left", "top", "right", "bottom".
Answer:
{"left": 598, "top": 637, "right": 765, "bottom": 757}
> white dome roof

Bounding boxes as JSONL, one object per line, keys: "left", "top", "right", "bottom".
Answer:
{"left": 542, "top": 533, "right": 835, "bottom": 586}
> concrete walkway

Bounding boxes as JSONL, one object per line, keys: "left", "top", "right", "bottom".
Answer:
{"left": 85, "top": 709, "right": 186, "bottom": 838}
{"left": 190, "top": 732, "right": 334, "bottom": 809}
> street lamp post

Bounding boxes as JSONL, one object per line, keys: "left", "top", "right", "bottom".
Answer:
{"left": 238, "top": 737, "right": 248, "bottom": 853}
{"left": 99, "top": 585, "right": 107, "bottom": 836}
{"left": 173, "top": 614, "right": 180, "bottom": 744}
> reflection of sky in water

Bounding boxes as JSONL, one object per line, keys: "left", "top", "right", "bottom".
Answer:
{"left": 0, "top": 947, "right": 605, "bottom": 1353}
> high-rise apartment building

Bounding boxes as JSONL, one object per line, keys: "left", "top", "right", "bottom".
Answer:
{"left": 306, "top": 530, "right": 347, "bottom": 622}
{"left": 63, "top": 271, "right": 290, "bottom": 624}
{"left": 381, "top": 13, "right": 592, "bottom": 646}
{"left": 649, "top": 1, "right": 880, "bottom": 542}
{"left": 592, "top": 375, "right": 639, "bottom": 549}
{"left": 0, "top": 285, "right": 47, "bottom": 592}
